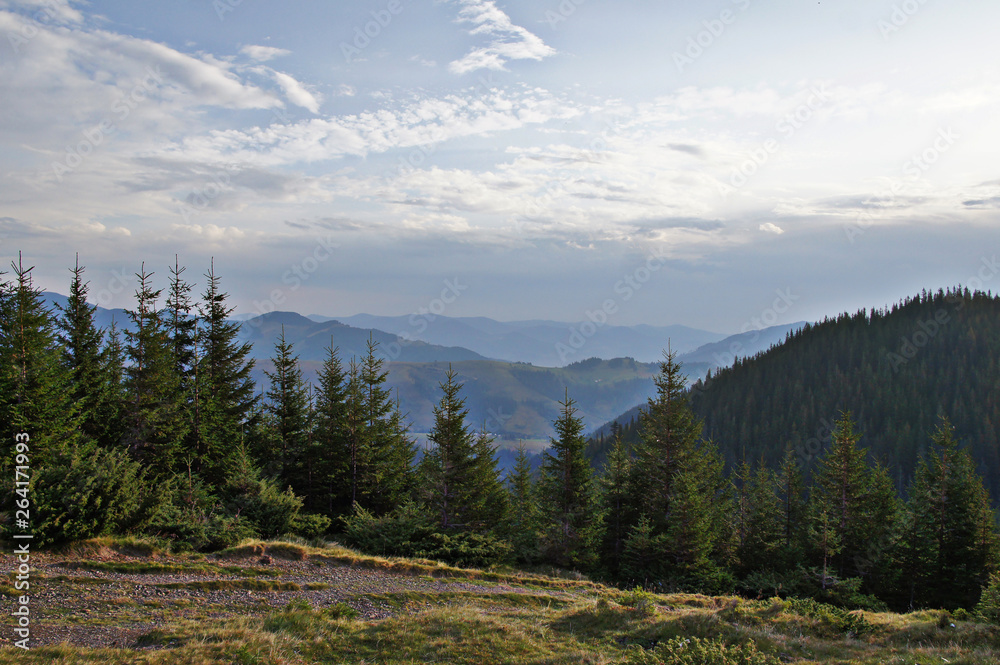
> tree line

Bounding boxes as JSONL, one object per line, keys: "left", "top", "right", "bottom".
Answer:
{"left": 2, "top": 257, "right": 998, "bottom": 613}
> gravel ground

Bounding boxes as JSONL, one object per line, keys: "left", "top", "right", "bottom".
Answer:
{"left": 0, "top": 551, "right": 575, "bottom": 651}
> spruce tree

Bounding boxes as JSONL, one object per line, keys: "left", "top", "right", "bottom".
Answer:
{"left": 123, "top": 265, "right": 188, "bottom": 472}
{"left": 311, "top": 340, "right": 350, "bottom": 516}
{"left": 595, "top": 427, "right": 632, "bottom": 578}
{"left": 419, "top": 367, "right": 477, "bottom": 530}
{"left": 903, "top": 418, "right": 1000, "bottom": 609}
{"left": 537, "top": 391, "right": 594, "bottom": 568}
{"left": 193, "top": 262, "right": 257, "bottom": 487}
{"left": 55, "top": 257, "right": 118, "bottom": 446}
{"left": 262, "top": 326, "right": 311, "bottom": 486}
{"left": 355, "top": 336, "right": 414, "bottom": 514}
{"left": 0, "top": 255, "right": 81, "bottom": 470}
{"left": 504, "top": 442, "right": 542, "bottom": 563}
{"left": 776, "top": 446, "right": 808, "bottom": 571}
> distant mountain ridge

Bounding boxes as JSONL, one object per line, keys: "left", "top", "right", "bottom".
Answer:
{"left": 324, "top": 313, "right": 725, "bottom": 366}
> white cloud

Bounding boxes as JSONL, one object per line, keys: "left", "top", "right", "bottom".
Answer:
{"left": 1, "top": 0, "right": 83, "bottom": 24}
{"left": 240, "top": 44, "right": 291, "bottom": 62}
{"left": 759, "top": 222, "right": 784, "bottom": 234}
{"left": 448, "top": 0, "right": 555, "bottom": 74}
{"left": 270, "top": 70, "right": 321, "bottom": 113}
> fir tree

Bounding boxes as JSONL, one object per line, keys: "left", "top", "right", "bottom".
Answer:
{"left": 776, "top": 446, "right": 808, "bottom": 570}
{"left": 123, "top": 265, "right": 188, "bottom": 472}
{"left": 903, "top": 418, "right": 1000, "bottom": 609}
{"left": 595, "top": 427, "right": 632, "bottom": 578}
{"left": 55, "top": 256, "right": 117, "bottom": 446}
{"left": 0, "top": 255, "right": 81, "bottom": 469}
{"left": 420, "top": 367, "right": 474, "bottom": 529}
{"left": 354, "top": 336, "right": 414, "bottom": 514}
{"left": 504, "top": 442, "right": 541, "bottom": 563}
{"left": 310, "top": 340, "right": 349, "bottom": 516}
{"left": 193, "top": 262, "right": 257, "bottom": 486}
{"left": 537, "top": 391, "right": 594, "bottom": 568}
{"left": 262, "top": 326, "right": 311, "bottom": 485}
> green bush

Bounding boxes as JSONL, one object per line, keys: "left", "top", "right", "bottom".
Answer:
{"left": 289, "top": 512, "right": 332, "bottom": 539}
{"left": 976, "top": 572, "right": 1000, "bottom": 624}
{"left": 625, "top": 636, "right": 781, "bottom": 665}
{"left": 27, "top": 444, "right": 167, "bottom": 547}
{"left": 784, "top": 597, "right": 875, "bottom": 637}
{"left": 339, "top": 502, "right": 512, "bottom": 568}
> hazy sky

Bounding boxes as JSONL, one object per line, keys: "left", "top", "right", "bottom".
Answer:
{"left": 2, "top": 0, "right": 998, "bottom": 333}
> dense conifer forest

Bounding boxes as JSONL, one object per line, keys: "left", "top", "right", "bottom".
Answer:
{"left": 2, "top": 258, "right": 999, "bottom": 616}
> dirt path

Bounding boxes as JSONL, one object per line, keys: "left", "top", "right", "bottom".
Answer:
{"left": 2, "top": 549, "right": 583, "bottom": 651}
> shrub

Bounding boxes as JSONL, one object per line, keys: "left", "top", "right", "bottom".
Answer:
{"left": 339, "top": 502, "right": 512, "bottom": 568}
{"left": 976, "top": 572, "right": 1000, "bottom": 624}
{"left": 625, "top": 636, "right": 781, "bottom": 665}
{"left": 28, "top": 444, "right": 167, "bottom": 547}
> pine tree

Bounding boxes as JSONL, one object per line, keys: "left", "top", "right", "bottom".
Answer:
{"left": 123, "top": 265, "right": 188, "bottom": 472}
{"left": 903, "top": 418, "right": 1000, "bottom": 609}
{"left": 595, "top": 427, "right": 632, "bottom": 578}
{"left": 504, "top": 442, "right": 541, "bottom": 563}
{"left": 776, "top": 446, "right": 808, "bottom": 570}
{"left": 630, "top": 348, "right": 703, "bottom": 534}
{"left": 55, "top": 256, "right": 118, "bottom": 446}
{"left": 419, "top": 367, "right": 478, "bottom": 530}
{"left": 311, "top": 340, "right": 349, "bottom": 516}
{"left": 193, "top": 262, "right": 257, "bottom": 487}
{"left": 166, "top": 256, "right": 197, "bottom": 389}
{"left": 736, "top": 459, "right": 782, "bottom": 575}
{"left": 626, "top": 349, "right": 729, "bottom": 581}
{"left": 810, "top": 412, "right": 899, "bottom": 587}
{"left": 537, "top": 391, "right": 594, "bottom": 568}
{"left": 0, "top": 255, "right": 81, "bottom": 470}
{"left": 468, "top": 425, "right": 508, "bottom": 530}
{"left": 355, "top": 336, "right": 414, "bottom": 514}
{"left": 262, "top": 326, "right": 310, "bottom": 486}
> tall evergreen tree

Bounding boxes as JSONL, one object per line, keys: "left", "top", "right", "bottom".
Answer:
{"left": 310, "top": 340, "right": 350, "bottom": 516}
{"left": 810, "top": 412, "right": 898, "bottom": 585}
{"left": 193, "top": 261, "right": 257, "bottom": 486}
{"left": 595, "top": 427, "right": 632, "bottom": 578}
{"left": 261, "top": 326, "right": 311, "bottom": 485}
{"left": 776, "top": 446, "right": 808, "bottom": 570}
{"left": 420, "top": 367, "right": 473, "bottom": 529}
{"left": 626, "top": 349, "right": 730, "bottom": 581}
{"left": 504, "top": 442, "right": 542, "bottom": 563}
{"left": 354, "top": 336, "right": 414, "bottom": 514}
{"left": 0, "top": 255, "right": 81, "bottom": 469}
{"left": 123, "top": 265, "right": 188, "bottom": 472}
{"left": 55, "top": 257, "right": 118, "bottom": 446}
{"left": 902, "top": 418, "right": 1000, "bottom": 609}
{"left": 537, "top": 391, "right": 594, "bottom": 568}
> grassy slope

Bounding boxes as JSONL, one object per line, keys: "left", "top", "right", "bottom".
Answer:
{"left": 2, "top": 539, "right": 998, "bottom": 664}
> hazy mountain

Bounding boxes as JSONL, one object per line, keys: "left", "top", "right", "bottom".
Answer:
{"left": 237, "top": 311, "right": 486, "bottom": 364}
{"left": 326, "top": 313, "right": 725, "bottom": 366}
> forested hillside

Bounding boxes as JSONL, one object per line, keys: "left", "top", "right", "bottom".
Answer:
{"left": 590, "top": 287, "right": 1000, "bottom": 501}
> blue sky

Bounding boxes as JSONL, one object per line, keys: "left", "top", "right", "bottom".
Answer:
{"left": 1, "top": 0, "right": 998, "bottom": 334}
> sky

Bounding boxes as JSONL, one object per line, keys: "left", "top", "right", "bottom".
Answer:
{"left": 1, "top": 0, "right": 999, "bottom": 335}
